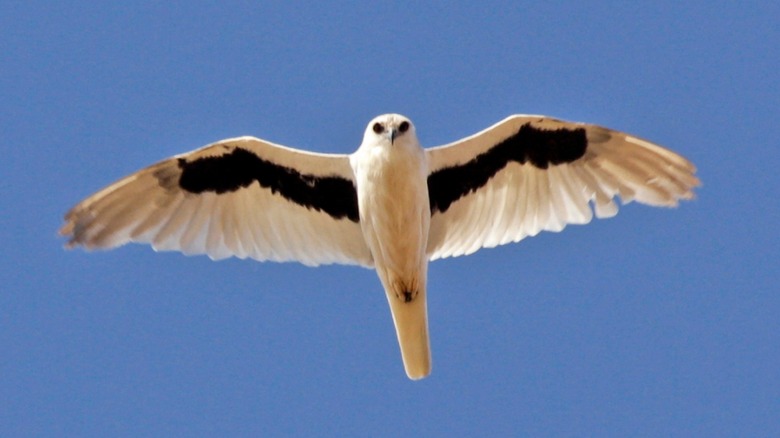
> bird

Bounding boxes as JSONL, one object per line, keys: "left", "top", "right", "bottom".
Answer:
{"left": 60, "top": 113, "right": 699, "bottom": 380}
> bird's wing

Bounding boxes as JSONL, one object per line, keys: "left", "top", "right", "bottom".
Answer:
{"left": 61, "top": 136, "right": 373, "bottom": 267}
{"left": 425, "top": 115, "right": 699, "bottom": 260}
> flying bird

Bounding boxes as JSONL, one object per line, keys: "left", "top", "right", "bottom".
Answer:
{"left": 61, "top": 114, "right": 699, "bottom": 380}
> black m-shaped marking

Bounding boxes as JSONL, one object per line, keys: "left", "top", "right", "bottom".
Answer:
{"left": 177, "top": 147, "right": 360, "bottom": 222}
{"left": 427, "top": 123, "right": 588, "bottom": 215}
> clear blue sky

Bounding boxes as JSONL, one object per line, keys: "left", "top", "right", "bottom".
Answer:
{"left": 2, "top": 1, "right": 778, "bottom": 436}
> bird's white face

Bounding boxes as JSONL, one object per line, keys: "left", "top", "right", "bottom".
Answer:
{"left": 362, "top": 114, "right": 418, "bottom": 149}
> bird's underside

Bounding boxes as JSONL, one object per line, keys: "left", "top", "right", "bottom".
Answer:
{"left": 61, "top": 113, "right": 699, "bottom": 380}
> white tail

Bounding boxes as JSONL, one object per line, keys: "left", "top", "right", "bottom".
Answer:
{"left": 385, "top": 288, "right": 431, "bottom": 380}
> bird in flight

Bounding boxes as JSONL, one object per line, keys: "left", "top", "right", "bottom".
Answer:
{"left": 61, "top": 113, "right": 699, "bottom": 380}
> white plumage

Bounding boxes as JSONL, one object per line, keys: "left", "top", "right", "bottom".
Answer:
{"left": 61, "top": 113, "right": 699, "bottom": 380}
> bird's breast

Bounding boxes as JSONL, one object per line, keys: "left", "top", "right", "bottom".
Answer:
{"left": 352, "top": 146, "right": 430, "bottom": 275}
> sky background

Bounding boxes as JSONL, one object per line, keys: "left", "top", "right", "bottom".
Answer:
{"left": 2, "top": 1, "right": 778, "bottom": 436}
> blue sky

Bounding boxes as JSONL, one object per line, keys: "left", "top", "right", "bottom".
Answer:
{"left": 2, "top": 1, "right": 778, "bottom": 436}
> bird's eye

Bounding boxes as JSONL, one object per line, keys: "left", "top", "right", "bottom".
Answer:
{"left": 372, "top": 123, "right": 384, "bottom": 134}
{"left": 398, "top": 121, "right": 410, "bottom": 133}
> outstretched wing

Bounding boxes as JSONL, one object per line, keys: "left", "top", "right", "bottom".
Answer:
{"left": 61, "top": 136, "right": 373, "bottom": 267}
{"left": 425, "top": 115, "right": 699, "bottom": 260}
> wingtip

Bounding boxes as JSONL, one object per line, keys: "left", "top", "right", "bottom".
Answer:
{"left": 58, "top": 221, "right": 78, "bottom": 249}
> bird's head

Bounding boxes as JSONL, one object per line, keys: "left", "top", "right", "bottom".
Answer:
{"left": 362, "top": 114, "right": 417, "bottom": 149}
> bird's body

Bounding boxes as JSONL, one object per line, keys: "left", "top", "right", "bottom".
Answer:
{"left": 351, "top": 115, "right": 432, "bottom": 379}
{"left": 61, "top": 113, "right": 699, "bottom": 380}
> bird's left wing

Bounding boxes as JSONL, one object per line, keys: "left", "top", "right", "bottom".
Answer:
{"left": 425, "top": 115, "right": 699, "bottom": 260}
{"left": 61, "top": 136, "right": 373, "bottom": 267}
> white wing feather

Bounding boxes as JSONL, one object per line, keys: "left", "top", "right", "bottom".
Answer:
{"left": 61, "top": 136, "right": 373, "bottom": 267}
{"left": 426, "top": 115, "right": 699, "bottom": 260}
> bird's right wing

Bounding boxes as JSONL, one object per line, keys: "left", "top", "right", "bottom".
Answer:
{"left": 425, "top": 115, "right": 699, "bottom": 260}
{"left": 61, "top": 136, "right": 373, "bottom": 267}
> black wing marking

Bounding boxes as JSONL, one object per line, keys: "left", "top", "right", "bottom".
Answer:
{"left": 427, "top": 123, "right": 587, "bottom": 214}
{"left": 174, "top": 147, "right": 360, "bottom": 222}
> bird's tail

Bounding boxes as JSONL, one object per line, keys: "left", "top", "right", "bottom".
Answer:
{"left": 385, "top": 283, "right": 431, "bottom": 380}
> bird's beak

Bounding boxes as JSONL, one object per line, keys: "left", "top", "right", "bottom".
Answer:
{"left": 389, "top": 128, "right": 397, "bottom": 144}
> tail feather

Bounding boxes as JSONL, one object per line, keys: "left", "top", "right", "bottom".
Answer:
{"left": 385, "top": 287, "right": 431, "bottom": 380}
